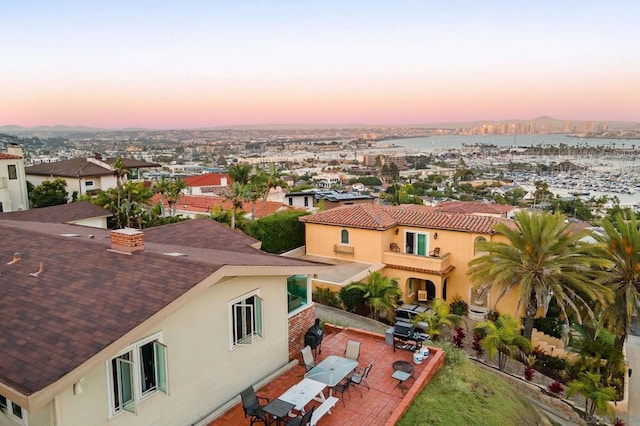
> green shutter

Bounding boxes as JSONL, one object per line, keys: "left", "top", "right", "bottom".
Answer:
{"left": 153, "top": 341, "right": 169, "bottom": 395}
{"left": 116, "top": 358, "right": 136, "bottom": 414}
{"left": 417, "top": 234, "right": 427, "bottom": 256}
{"left": 255, "top": 295, "right": 263, "bottom": 338}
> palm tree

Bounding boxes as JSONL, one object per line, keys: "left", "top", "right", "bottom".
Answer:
{"left": 153, "top": 177, "right": 173, "bottom": 217}
{"left": 468, "top": 211, "right": 611, "bottom": 341}
{"left": 474, "top": 314, "right": 532, "bottom": 371}
{"left": 347, "top": 271, "right": 402, "bottom": 321}
{"left": 165, "top": 178, "right": 187, "bottom": 217}
{"left": 112, "top": 157, "right": 128, "bottom": 216}
{"left": 228, "top": 164, "right": 252, "bottom": 185}
{"left": 413, "top": 298, "right": 463, "bottom": 341}
{"left": 225, "top": 182, "right": 252, "bottom": 230}
{"left": 261, "top": 163, "right": 286, "bottom": 205}
{"left": 567, "top": 371, "right": 616, "bottom": 420}
{"left": 596, "top": 211, "right": 640, "bottom": 352}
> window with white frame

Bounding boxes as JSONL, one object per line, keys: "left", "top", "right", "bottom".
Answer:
{"left": 7, "top": 165, "right": 17, "bottom": 180}
{"left": 0, "top": 395, "right": 26, "bottom": 424}
{"left": 230, "top": 291, "right": 263, "bottom": 348}
{"left": 107, "top": 333, "right": 168, "bottom": 417}
{"left": 405, "top": 231, "right": 429, "bottom": 256}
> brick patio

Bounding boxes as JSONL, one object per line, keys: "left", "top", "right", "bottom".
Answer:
{"left": 209, "top": 324, "right": 445, "bottom": 426}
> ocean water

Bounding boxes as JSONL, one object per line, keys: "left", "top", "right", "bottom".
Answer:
{"left": 381, "top": 134, "right": 635, "bottom": 153}
{"left": 379, "top": 134, "right": 640, "bottom": 207}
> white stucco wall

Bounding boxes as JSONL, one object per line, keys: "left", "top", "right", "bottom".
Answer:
{"left": 27, "top": 274, "right": 290, "bottom": 426}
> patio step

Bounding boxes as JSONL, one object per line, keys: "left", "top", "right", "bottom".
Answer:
{"left": 310, "top": 396, "right": 338, "bottom": 426}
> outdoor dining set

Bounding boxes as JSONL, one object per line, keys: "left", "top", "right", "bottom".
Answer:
{"left": 241, "top": 339, "right": 374, "bottom": 425}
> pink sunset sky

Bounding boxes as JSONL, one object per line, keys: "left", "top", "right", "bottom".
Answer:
{"left": 2, "top": 1, "right": 639, "bottom": 129}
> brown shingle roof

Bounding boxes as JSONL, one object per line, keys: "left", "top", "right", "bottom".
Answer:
{"left": 149, "top": 194, "right": 295, "bottom": 218}
{"left": 300, "top": 204, "right": 512, "bottom": 234}
{"left": 25, "top": 157, "right": 159, "bottom": 178}
{"left": 0, "top": 201, "right": 110, "bottom": 223}
{"left": 0, "top": 217, "right": 322, "bottom": 396}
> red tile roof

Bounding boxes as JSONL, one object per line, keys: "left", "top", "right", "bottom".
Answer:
{"left": 434, "top": 200, "right": 515, "bottom": 216}
{"left": 0, "top": 153, "right": 22, "bottom": 160}
{"left": 300, "top": 204, "right": 512, "bottom": 234}
{"left": 150, "top": 194, "right": 295, "bottom": 219}
{"left": 182, "top": 173, "right": 233, "bottom": 187}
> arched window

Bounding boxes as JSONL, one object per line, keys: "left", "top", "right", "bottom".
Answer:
{"left": 341, "top": 229, "right": 349, "bottom": 244}
{"left": 474, "top": 236, "right": 487, "bottom": 255}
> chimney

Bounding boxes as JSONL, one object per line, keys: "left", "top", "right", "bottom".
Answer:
{"left": 110, "top": 228, "right": 144, "bottom": 253}
{"left": 94, "top": 152, "right": 102, "bottom": 160}
{"left": 7, "top": 143, "right": 23, "bottom": 157}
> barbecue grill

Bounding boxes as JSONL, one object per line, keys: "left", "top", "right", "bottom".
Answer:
{"left": 304, "top": 318, "right": 323, "bottom": 357}
{"left": 392, "top": 321, "right": 426, "bottom": 352}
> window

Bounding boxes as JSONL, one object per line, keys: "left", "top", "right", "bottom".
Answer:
{"left": 7, "top": 165, "right": 17, "bottom": 180}
{"left": 85, "top": 180, "right": 94, "bottom": 187}
{"left": 107, "top": 334, "right": 168, "bottom": 417}
{"left": 288, "top": 197, "right": 293, "bottom": 206}
{"left": 405, "top": 231, "right": 429, "bottom": 255}
{"left": 341, "top": 229, "right": 349, "bottom": 244}
{"left": 0, "top": 395, "right": 26, "bottom": 424}
{"left": 304, "top": 196, "right": 309, "bottom": 207}
{"left": 474, "top": 236, "right": 488, "bottom": 255}
{"left": 230, "top": 291, "right": 263, "bottom": 348}
{"left": 287, "top": 275, "right": 309, "bottom": 313}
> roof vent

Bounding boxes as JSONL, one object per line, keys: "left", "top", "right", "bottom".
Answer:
{"left": 164, "top": 252, "right": 188, "bottom": 257}
{"left": 60, "top": 233, "right": 81, "bottom": 237}
{"left": 110, "top": 228, "right": 144, "bottom": 254}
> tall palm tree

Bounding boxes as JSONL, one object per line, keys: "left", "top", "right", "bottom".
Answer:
{"left": 474, "top": 314, "right": 532, "bottom": 371}
{"left": 165, "top": 178, "right": 187, "bottom": 217}
{"left": 468, "top": 211, "right": 611, "bottom": 341}
{"left": 225, "top": 182, "right": 252, "bottom": 230}
{"left": 413, "top": 298, "right": 463, "bottom": 341}
{"left": 227, "top": 164, "right": 252, "bottom": 185}
{"left": 347, "top": 271, "right": 402, "bottom": 321}
{"left": 261, "top": 163, "right": 286, "bottom": 205}
{"left": 596, "top": 211, "right": 640, "bottom": 352}
{"left": 112, "top": 157, "right": 128, "bottom": 216}
{"left": 153, "top": 177, "right": 173, "bottom": 217}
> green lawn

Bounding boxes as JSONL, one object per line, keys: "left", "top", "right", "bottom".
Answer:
{"left": 398, "top": 355, "right": 548, "bottom": 426}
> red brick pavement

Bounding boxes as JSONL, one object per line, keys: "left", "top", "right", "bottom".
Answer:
{"left": 209, "top": 324, "right": 445, "bottom": 426}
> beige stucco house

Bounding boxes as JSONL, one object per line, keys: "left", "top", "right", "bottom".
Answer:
{"left": 0, "top": 145, "right": 29, "bottom": 213}
{"left": 299, "top": 203, "right": 521, "bottom": 320}
{"left": 0, "top": 217, "right": 326, "bottom": 426}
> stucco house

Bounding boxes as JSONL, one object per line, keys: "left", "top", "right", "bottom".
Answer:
{"left": 181, "top": 173, "right": 233, "bottom": 196}
{"left": 0, "top": 216, "right": 326, "bottom": 426}
{"left": 25, "top": 155, "right": 160, "bottom": 201}
{"left": 0, "top": 145, "right": 29, "bottom": 213}
{"left": 299, "top": 203, "right": 520, "bottom": 321}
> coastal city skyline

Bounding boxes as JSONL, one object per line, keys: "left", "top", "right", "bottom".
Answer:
{"left": 2, "top": 1, "right": 639, "bottom": 129}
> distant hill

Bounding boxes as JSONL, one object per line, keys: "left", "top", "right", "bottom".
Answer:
{"left": 1, "top": 117, "right": 638, "bottom": 132}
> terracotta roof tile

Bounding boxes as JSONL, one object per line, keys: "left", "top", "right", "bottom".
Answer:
{"left": 182, "top": 173, "right": 233, "bottom": 187}
{"left": 434, "top": 200, "right": 514, "bottom": 215}
{"left": 300, "top": 204, "right": 512, "bottom": 234}
{"left": 0, "top": 153, "right": 22, "bottom": 160}
{"left": 149, "top": 194, "right": 294, "bottom": 219}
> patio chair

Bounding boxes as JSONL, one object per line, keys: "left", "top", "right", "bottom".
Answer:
{"left": 284, "top": 405, "right": 315, "bottom": 426}
{"left": 330, "top": 377, "right": 353, "bottom": 407}
{"left": 301, "top": 345, "right": 315, "bottom": 372}
{"left": 349, "top": 360, "right": 374, "bottom": 396}
{"left": 344, "top": 339, "right": 361, "bottom": 363}
{"left": 240, "top": 385, "right": 271, "bottom": 425}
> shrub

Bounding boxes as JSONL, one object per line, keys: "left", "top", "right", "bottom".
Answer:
{"left": 533, "top": 317, "right": 564, "bottom": 338}
{"left": 547, "top": 381, "right": 564, "bottom": 397}
{"left": 471, "top": 332, "right": 484, "bottom": 358}
{"left": 339, "top": 284, "right": 366, "bottom": 313}
{"left": 248, "top": 211, "right": 309, "bottom": 254}
{"left": 524, "top": 365, "right": 535, "bottom": 381}
{"left": 312, "top": 287, "right": 342, "bottom": 309}
{"left": 452, "top": 327, "right": 466, "bottom": 348}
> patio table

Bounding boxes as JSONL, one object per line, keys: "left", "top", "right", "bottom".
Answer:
{"left": 263, "top": 398, "right": 295, "bottom": 426}
{"left": 278, "top": 377, "right": 327, "bottom": 413}
{"left": 305, "top": 355, "right": 359, "bottom": 387}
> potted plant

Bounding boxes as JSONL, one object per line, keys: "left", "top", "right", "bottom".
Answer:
{"left": 449, "top": 294, "right": 468, "bottom": 316}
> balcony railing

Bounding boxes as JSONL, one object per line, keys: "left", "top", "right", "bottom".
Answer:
{"left": 382, "top": 250, "right": 452, "bottom": 274}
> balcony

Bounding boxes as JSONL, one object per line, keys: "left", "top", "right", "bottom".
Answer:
{"left": 382, "top": 250, "right": 452, "bottom": 275}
